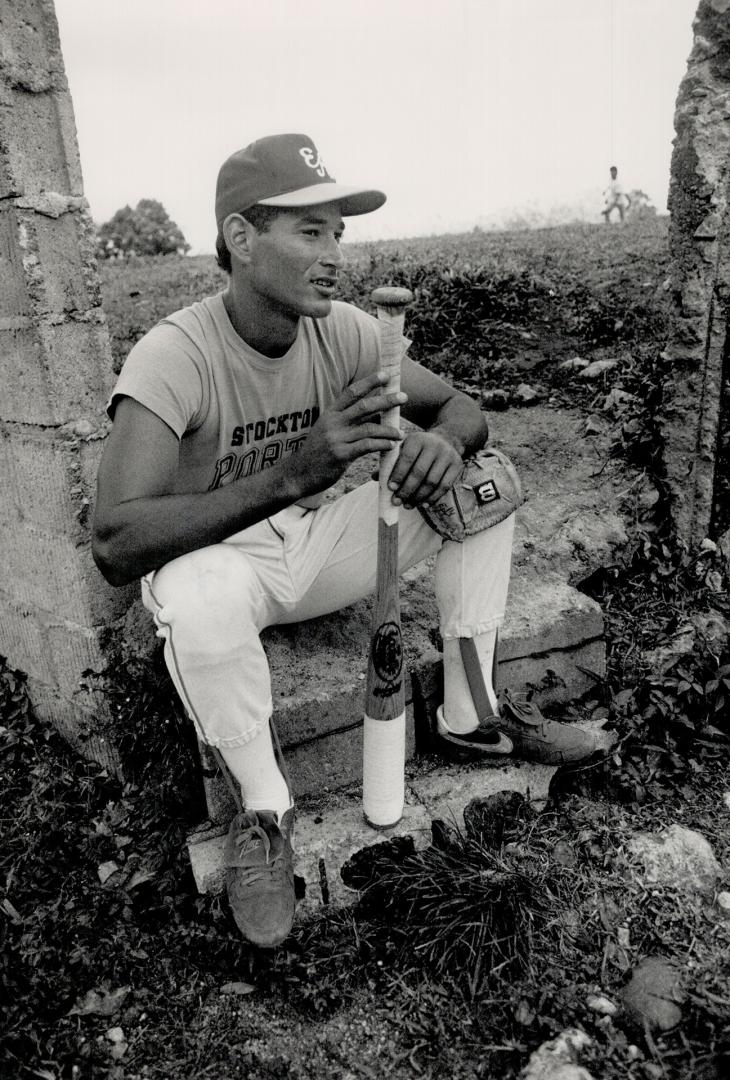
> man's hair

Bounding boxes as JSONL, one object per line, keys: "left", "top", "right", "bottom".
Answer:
{"left": 215, "top": 204, "right": 283, "bottom": 273}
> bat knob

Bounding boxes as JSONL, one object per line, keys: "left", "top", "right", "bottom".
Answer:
{"left": 371, "top": 286, "right": 413, "bottom": 312}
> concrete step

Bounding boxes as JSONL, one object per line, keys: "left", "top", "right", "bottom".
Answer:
{"left": 188, "top": 717, "right": 613, "bottom": 909}
{"left": 197, "top": 570, "right": 605, "bottom": 826}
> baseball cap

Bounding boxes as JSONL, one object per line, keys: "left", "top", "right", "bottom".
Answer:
{"left": 215, "top": 133, "right": 386, "bottom": 229}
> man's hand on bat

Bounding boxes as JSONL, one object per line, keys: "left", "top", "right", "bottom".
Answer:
{"left": 386, "top": 429, "right": 463, "bottom": 509}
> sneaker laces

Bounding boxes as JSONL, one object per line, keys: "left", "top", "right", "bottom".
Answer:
{"left": 227, "top": 812, "right": 289, "bottom": 885}
{"left": 499, "top": 690, "right": 546, "bottom": 729}
{"left": 234, "top": 821, "right": 272, "bottom": 861}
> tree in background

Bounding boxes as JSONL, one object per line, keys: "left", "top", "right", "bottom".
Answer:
{"left": 97, "top": 199, "right": 190, "bottom": 259}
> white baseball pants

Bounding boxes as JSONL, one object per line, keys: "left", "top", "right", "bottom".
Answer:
{"left": 142, "top": 480, "right": 514, "bottom": 749}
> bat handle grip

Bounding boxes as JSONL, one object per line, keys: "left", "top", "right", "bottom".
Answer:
{"left": 371, "top": 288, "right": 413, "bottom": 521}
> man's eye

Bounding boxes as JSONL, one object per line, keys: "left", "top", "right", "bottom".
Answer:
{"left": 303, "top": 229, "right": 319, "bottom": 237}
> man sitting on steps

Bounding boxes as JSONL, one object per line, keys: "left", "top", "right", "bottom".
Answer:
{"left": 92, "top": 133, "right": 599, "bottom": 948}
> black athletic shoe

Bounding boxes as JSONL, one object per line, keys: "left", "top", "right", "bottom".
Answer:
{"left": 435, "top": 705, "right": 514, "bottom": 761}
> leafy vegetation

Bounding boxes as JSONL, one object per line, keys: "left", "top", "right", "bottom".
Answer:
{"left": 97, "top": 199, "right": 190, "bottom": 260}
{"left": 100, "top": 217, "right": 671, "bottom": 377}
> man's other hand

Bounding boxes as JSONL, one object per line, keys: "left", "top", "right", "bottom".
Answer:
{"left": 387, "top": 430, "right": 463, "bottom": 508}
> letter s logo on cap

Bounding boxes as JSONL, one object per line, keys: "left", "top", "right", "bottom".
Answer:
{"left": 300, "top": 146, "right": 329, "bottom": 178}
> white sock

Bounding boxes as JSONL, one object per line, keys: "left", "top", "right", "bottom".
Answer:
{"left": 219, "top": 722, "right": 292, "bottom": 822}
{"left": 442, "top": 630, "right": 499, "bottom": 733}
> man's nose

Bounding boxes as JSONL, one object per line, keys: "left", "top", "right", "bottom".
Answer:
{"left": 320, "top": 236, "right": 345, "bottom": 269}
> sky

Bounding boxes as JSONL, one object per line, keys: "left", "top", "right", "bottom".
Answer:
{"left": 54, "top": 0, "right": 700, "bottom": 254}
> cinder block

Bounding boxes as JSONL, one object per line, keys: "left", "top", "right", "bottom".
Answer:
{"left": 0, "top": 423, "right": 104, "bottom": 538}
{"left": 499, "top": 637, "right": 606, "bottom": 703}
{"left": 0, "top": 0, "right": 66, "bottom": 95}
{"left": 0, "top": 589, "right": 109, "bottom": 698}
{"left": 45, "top": 617, "right": 108, "bottom": 698}
{"left": 409, "top": 760, "right": 556, "bottom": 825}
{"left": 25, "top": 676, "right": 121, "bottom": 776}
{"left": 0, "top": 209, "right": 31, "bottom": 315}
{"left": 0, "top": 315, "right": 114, "bottom": 424}
{"left": 273, "top": 675, "right": 414, "bottom": 747}
{"left": 287, "top": 704, "right": 416, "bottom": 799}
{"left": 12, "top": 206, "right": 101, "bottom": 315}
{"left": 0, "top": 89, "right": 82, "bottom": 197}
{"left": 46, "top": 616, "right": 105, "bottom": 699}
{"left": 188, "top": 787, "right": 432, "bottom": 901}
{"left": 0, "top": 592, "right": 56, "bottom": 685}
{"left": 501, "top": 574, "right": 604, "bottom": 659}
{"left": 0, "top": 518, "right": 127, "bottom": 625}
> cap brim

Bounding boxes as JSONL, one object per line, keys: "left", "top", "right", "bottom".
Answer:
{"left": 258, "top": 183, "right": 386, "bottom": 216}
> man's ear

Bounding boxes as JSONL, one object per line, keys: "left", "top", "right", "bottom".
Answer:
{"left": 223, "top": 213, "right": 256, "bottom": 266}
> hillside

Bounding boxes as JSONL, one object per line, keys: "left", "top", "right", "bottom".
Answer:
{"left": 100, "top": 217, "right": 672, "bottom": 391}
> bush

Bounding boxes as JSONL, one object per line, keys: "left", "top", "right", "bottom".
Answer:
{"left": 97, "top": 199, "right": 190, "bottom": 259}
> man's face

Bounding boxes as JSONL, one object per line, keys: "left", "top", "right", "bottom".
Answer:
{"left": 246, "top": 202, "right": 346, "bottom": 321}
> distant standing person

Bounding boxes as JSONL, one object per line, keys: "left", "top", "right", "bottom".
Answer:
{"left": 602, "top": 166, "right": 631, "bottom": 223}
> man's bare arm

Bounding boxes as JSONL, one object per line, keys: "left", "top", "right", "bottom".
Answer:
{"left": 93, "top": 371, "right": 405, "bottom": 586}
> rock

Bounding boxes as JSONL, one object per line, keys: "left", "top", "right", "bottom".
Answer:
{"left": 578, "top": 360, "right": 618, "bottom": 379}
{"left": 72, "top": 419, "right": 97, "bottom": 438}
{"left": 520, "top": 1029, "right": 594, "bottom": 1080}
{"left": 621, "top": 956, "right": 684, "bottom": 1031}
{"left": 718, "top": 529, "right": 730, "bottom": 577}
{"left": 700, "top": 538, "right": 718, "bottom": 553}
{"left": 559, "top": 356, "right": 589, "bottom": 371}
{"left": 636, "top": 482, "right": 660, "bottom": 512}
{"left": 585, "top": 994, "right": 617, "bottom": 1017}
{"left": 482, "top": 388, "right": 510, "bottom": 410}
{"left": 514, "top": 383, "right": 543, "bottom": 405}
{"left": 553, "top": 840, "right": 578, "bottom": 867}
{"left": 583, "top": 414, "right": 606, "bottom": 436}
{"left": 602, "top": 388, "right": 636, "bottom": 414}
{"left": 628, "top": 824, "right": 721, "bottom": 896}
{"left": 691, "top": 610, "right": 730, "bottom": 653}
{"left": 642, "top": 626, "right": 695, "bottom": 674}
{"left": 705, "top": 569, "right": 724, "bottom": 592}
{"left": 717, "top": 891, "right": 730, "bottom": 913}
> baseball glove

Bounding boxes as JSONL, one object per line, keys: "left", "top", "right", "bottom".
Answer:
{"left": 418, "top": 447, "right": 524, "bottom": 542}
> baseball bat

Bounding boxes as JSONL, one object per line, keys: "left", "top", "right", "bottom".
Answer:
{"left": 362, "top": 286, "right": 413, "bottom": 829}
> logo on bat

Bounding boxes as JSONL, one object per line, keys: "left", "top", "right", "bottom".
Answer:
{"left": 371, "top": 621, "right": 403, "bottom": 696}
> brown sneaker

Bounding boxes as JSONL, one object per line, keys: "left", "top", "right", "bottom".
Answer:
{"left": 224, "top": 806, "right": 295, "bottom": 947}
{"left": 496, "top": 690, "right": 599, "bottom": 765}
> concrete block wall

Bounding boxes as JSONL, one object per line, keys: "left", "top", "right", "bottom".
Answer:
{"left": 0, "top": 0, "right": 125, "bottom": 769}
{"left": 664, "top": 0, "right": 730, "bottom": 545}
